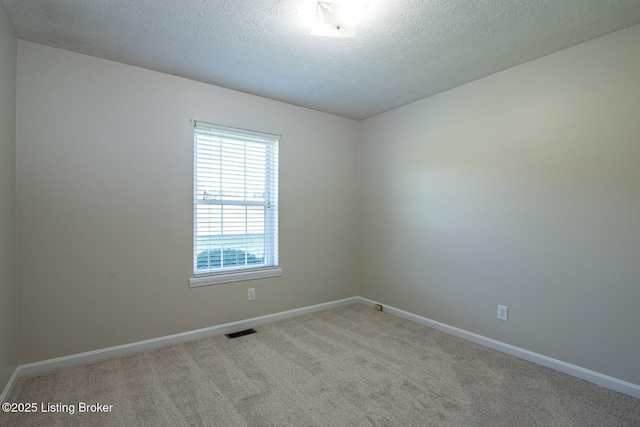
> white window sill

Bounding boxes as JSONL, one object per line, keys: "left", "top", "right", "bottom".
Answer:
{"left": 189, "top": 267, "right": 282, "bottom": 287}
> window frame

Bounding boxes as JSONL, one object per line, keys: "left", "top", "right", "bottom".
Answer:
{"left": 189, "top": 120, "right": 281, "bottom": 287}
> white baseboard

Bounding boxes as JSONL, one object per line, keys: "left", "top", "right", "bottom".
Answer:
{"left": 0, "top": 367, "right": 20, "bottom": 404}
{"left": 1, "top": 296, "right": 358, "bottom": 402}
{"left": 3, "top": 295, "right": 639, "bottom": 402}
{"left": 356, "top": 297, "right": 640, "bottom": 399}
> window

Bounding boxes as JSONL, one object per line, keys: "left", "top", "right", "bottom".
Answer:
{"left": 190, "top": 121, "right": 281, "bottom": 287}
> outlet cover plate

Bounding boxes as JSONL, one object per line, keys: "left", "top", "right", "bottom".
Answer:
{"left": 497, "top": 305, "right": 508, "bottom": 321}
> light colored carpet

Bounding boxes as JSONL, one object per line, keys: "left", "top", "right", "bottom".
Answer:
{"left": 1, "top": 304, "right": 639, "bottom": 426}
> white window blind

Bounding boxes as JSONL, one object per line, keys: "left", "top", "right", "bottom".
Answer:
{"left": 192, "top": 121, "right": 279, "bottom": 284}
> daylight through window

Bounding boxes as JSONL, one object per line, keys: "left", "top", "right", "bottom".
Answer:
{"left": 191, "top": 121, "right": 279, "bottom": 286}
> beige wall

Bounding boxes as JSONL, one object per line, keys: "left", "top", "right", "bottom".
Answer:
{"left": 360, "top": 24, "right": 640, "bottom": 385}
{"left": 16, "top": 41, "right": 359, "bottom": 363}
{"left": 0, "top": 5, "right": 17, "bottom": 391}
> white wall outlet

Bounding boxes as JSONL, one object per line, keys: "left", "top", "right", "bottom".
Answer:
{"left": 248, "top": 288, "right": 255, "bottom": 301}
{"left": 497, "top": 305, "right": 508, "bottom": 321}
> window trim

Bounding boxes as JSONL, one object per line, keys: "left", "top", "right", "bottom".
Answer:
{"left": 190, "top": 120, "right": 280, "bottom": 287}
{"left": 189, "top": 267, "right": 282, "bottom": 287}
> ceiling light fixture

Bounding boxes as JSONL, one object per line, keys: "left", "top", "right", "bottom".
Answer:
{"left": 310, "top": 0, "right": 368, "bottom": 38}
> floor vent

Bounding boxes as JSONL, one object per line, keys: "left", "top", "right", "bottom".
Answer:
{"left": 225, "top": 328, "right": 257, "bottom": 339}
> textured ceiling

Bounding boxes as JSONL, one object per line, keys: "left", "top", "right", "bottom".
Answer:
{"left": 2, "top": 0, "right": 640, "bottom": 120}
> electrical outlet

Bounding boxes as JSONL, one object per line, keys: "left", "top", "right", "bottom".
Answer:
{"left": 248, "top": 288, "right": 255, "bottom": 301}
{"left": 497, "top": 305, "right": 508, "bottom": 321}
